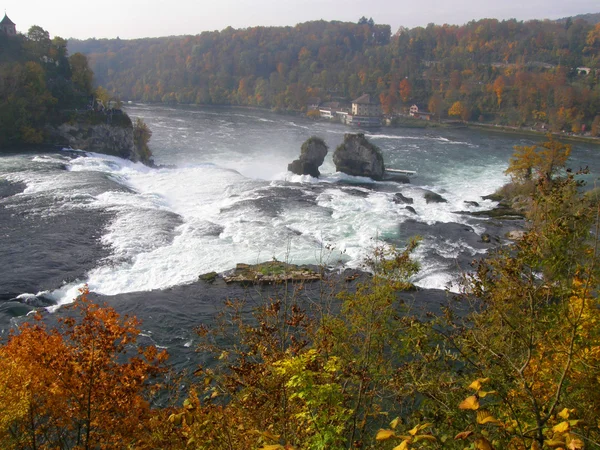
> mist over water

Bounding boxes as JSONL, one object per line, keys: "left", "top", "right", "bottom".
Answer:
{"left": 2, "top": 104, "right": 598, "bottom": 339}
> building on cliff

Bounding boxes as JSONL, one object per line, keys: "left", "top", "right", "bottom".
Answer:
{"left": 0, "top": 13, "right": 16, "bottom": 36}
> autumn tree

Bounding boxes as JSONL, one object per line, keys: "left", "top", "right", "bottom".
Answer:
{"left": 398, "top": 78, "right": 412, "bottom": 103}
{"left": 448, "top": 100, "right": 467, "bottom": 120}
{"left": 506, "top": 135, "right": 571, "bottom": 184}
{"left": 492, "top": 75, "right": 506, "bottom": 107}
{"left": 388, "top": 173, "right": 599, "bottom": 450}
{"left": 0, "top": 288, "right": 168, "bottom": 449}
{"left": 428, "top": 95, "right": 443, "bottom": 121}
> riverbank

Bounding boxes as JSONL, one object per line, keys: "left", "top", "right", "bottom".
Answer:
{"left": 464, "top": 122, "right": 600, "bottom": 145}
{"left": 127, "top": 101, "right": 600, "bottom": 145}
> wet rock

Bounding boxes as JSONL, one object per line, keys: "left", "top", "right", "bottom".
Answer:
{"left": 199, "top": 271, "right": 218, "bottom": 283}
{"left": 222, "top": 261, "right": 322, "bottom": 285}
{"left": 383, "top": 173, "right": 411, "bottom": 183}
{"left": 506, "top": 230, "right": 526, "bottom": 240}
{"left": 342, "top": 188, "right": 370, "bottom": 198}
{"left": 287, "top": 160, "right": 321, "bottom": 177}
{"left": 423, "top": 191, "right": 448, "bottom": 204}
{"left": 464, "top": 200, "right": 480, "bottom": 207}
{"left": 405, "top": 206, "right": 417, "bottom": 214}
{"left": 333, "top": 133, "right": 385, "bottom": 180}
{"left": 470, "top": 207, "right": 524, "bottom": 219}
{"left": 288, "top": 136, "right": 328, "bottom": 177}
{"left": 393, "top": 192, "right": 414, "bottom": 204}
{"left": 481, "top": 192, "right": 503, "bottom": 201}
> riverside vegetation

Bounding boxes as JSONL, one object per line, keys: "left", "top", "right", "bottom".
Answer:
{"left": 0, "top": 136, "right": 598, "bottom": 449}
{"left": 69, "top": 16, "right": 600, "bottom": 134}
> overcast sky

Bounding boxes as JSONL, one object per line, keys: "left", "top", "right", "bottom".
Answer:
{"left": 3, "top": 0, "right": 599, "bottom": 40}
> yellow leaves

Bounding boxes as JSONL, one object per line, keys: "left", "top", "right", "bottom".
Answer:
{"left": 448, "top": 100, "right": 466, "bottom": 119}
{"left": 474, "top": 436, "right": 494, "bottom": 449}
{"left": 477, "top": 390, "right": 497, "bottom": 398}
{"left": 377, "top": 423, "right": 436, "bottom": 449}
{"left": 408, "top": 423, "right": 432, "bottom": 435}
{"left": 459, "top": 395, "right": 480, "bottom": 410}
{"left": 261, "top": 430, "right": 281, "bottom": 441}
{"left": 469, "top": 378, "right": 490, "bottom": 391}
{"left": 553, "top": 421, "right": 570, "bottom": 434}
{"left": 168, "top": 413, "right": 183, "bottom": 426}
{"left": 413, "top": 434, "right": 437, "bottom": 443}
{"left": 567, "top": 438, "right": 584, "bottom": 449}
{"left": 476, "top": 410, "right": 501, "bottom": 426}
{"left": 559, "top": 408, "right": 575, "bottom": 420}
{"left": 544, "top": 439, "right": 567, "bottom": 448}
{"left": 393, "top": 442, "right": 409, "bottom": 450}
{"left": 376, "top": 429, "right": 396, "bottom": 440}
{"left": 390, "top": 417, "right": 401, "bottom": 429}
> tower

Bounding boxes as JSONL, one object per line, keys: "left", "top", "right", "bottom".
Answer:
{"left": 0, "top": 13, "right": 16, "bottom": 36}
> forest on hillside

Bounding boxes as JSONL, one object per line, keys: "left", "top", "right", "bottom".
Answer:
{"left": 69, "top": 17, "right": 600, "bottom": 133}
{"left": 0, "top": 27, "right": 95, "bottom": 147}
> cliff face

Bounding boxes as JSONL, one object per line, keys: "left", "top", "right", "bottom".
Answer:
{"left": 47, "top": 113, "right": 149, "bottom": 164}
{"left": 288, "top": 136, "right": 329, "bottom": 177}
{"left": 333, "top": 133, "right": 385, "bottom": 180}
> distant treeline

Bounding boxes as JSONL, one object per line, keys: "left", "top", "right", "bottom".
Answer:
{"left": 69, "top": 17, "right": 600, "bottom": 133}
{"left": 0, "top": 27, "right": 95, "bottom": 147}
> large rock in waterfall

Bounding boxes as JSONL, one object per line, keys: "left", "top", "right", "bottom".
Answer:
{"left": 288, "top": 136, "right": 328, "bottom": 177}
{"left": 333, "top": 133, "right": 385, "bottom": 180}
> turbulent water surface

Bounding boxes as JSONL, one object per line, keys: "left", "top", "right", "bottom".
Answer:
{"left": 1, "top": 104, "right": 599, "bottom": 368}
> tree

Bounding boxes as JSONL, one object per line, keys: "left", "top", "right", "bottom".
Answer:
{"left": 448, "top": 100, "right": 466, "bottom": 120}
{"left": 0, "top": 289, "right": 168, "bottom": 449}
{"left": 591, "top": 115, "right": 600, "bottom": 137}
{"left": 451, "top": 172, "right": 600, "bottom": 448}
{"left": 506, "top": 135, "right": 571, "bottom": 186}
{"left": 493, "top": 75, "right": 506, "bottom": 106}
{"left": 398, "top": 78, "right": 412, "bottom": 103}
{"left": 69, "top": 52, "right": 94, "bottom": 96}
{"left": 393, "top": 154, "right": 600, "bottom": 449}
{"left": 428, "top": 95, "right": 443, "bottom": 121}
{"left": 133, "top": 117, "right": 153, "bottom": 164}
{"left": 25, "top": 26, "right": 52, "bottom": 63}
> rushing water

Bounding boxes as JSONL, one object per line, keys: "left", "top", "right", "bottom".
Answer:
{"left": 1, "top": 104, "right": 599, "bottom": 368}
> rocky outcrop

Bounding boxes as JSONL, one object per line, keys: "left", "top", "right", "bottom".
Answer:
{"left": 333, "top": 133, "right": 385, "bottom": 180}
{"left": 222, "top": 262, "right": 322, "bottom": 285}
{"left": 423, "top": 191, "right": 448, "bottom": 204}
{"left": 383, "top": 173, "right": 411, "bottom": 183}
{"left": 46, "top": 112, "right": 151, "bottom": 164}
{"left": 393, "top": 192, "right": 414, "bottom": 204}
{"left": 288, "top": 136, "right": 328, "bottom": 177}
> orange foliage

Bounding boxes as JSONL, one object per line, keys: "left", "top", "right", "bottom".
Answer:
{"left": 0, "top": 288, "right": 168, "bottom": 449}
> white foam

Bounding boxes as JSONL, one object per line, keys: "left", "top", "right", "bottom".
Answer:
{"left": 5, "top": 113, "right": 515, "bottom": 308}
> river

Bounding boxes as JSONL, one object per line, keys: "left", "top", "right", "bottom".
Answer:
{"left": 1, "top": 104, "right": 598, "bottom": 370}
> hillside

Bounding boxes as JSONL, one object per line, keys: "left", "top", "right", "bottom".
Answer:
{"left": 68, "top": 17, "right": 600, "bottom": 133}
{"left": 0, "top": 27, "right": 95, "bottom": 147}
{"left": 556, "top": 12, "right": 600, "bottom": 25}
